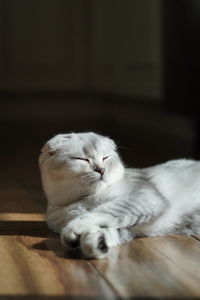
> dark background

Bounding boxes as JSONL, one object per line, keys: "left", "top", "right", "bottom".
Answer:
{"left": 0, "top": 0, "right": 200, "bottom": 173}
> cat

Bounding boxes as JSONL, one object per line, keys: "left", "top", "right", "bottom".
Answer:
{"left": 39, "top": 132, "right": 200, "bottom": 259}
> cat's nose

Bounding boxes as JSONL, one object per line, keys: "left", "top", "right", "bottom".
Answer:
{"left": 94, "top": 167, "right": 105, "bottom": 176}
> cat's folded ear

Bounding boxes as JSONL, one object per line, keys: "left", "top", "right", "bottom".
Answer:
{"left": 40, "top": 134, "right": 65, "bottom": 156}
{"left": 40, "top": 143, "right": 55, "bottom": 156}
{"left": 107, "top": 137, "right": 117, "bottom": 151}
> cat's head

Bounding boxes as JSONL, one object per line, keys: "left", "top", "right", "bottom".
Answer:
{"left": 39, "top": 132, "right": 124, "bottom": 195}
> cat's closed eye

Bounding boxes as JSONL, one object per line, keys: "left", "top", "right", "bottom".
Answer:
{"left": 71, "top": 157, "right": 89, "bottom": 162}
{"left": 71, "top": 156, "right": 109, "bottom": 162}
{"left": 103, "top": 156, "right": 109, "bottom": 161}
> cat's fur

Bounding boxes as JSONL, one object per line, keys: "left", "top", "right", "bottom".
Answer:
{"left": 39, "top": 132, "right": 200, "bottom": 258}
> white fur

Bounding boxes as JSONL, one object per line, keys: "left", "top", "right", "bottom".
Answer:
{"left": 39, "top": 132, "right": 200, "bottom": 259}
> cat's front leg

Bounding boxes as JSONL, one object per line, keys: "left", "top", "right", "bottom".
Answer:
{"left": 61, "top": 211, "right": 119, "bottom": 248}
{"left": 60, "top": 210, "right": 120, "bottom": 249}
{"left": 61, "top": 196, "right": 161, "bottom": 250}
{"left": 61, "top": 213, "right": 97, "bottom": 248}
{"left": 60, "top": 208, "right": 136, "bottom": 249}
{"left": 47, "top": 202, "right": 88, "bottom": 234}
{"left": 62, "top": 225, "right": 133, "bottom": 259}
{"left": 80, "top": 227, "right": 133, "bottom": 258}
{"left": 61, "top": 223, "right": 108, "bottom": 258}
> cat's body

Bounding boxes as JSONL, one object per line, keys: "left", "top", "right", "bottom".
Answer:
{"left": 39, "top": 132, "right": 200, "bottom": 258}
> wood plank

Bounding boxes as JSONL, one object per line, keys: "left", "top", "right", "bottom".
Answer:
{"left": 0, "top": 213, "right": 45, "bottom": 221}
{"left": 0, "top": 235, "right": 116, "bottom": 299}
{"left": 0, "top": 213, "right": 47, "bottom": 232}
{"left": 0, "top": 210, "right": 48, "bottom": 236}
{"left": 0, "top": 214, "right": 50, "bottom": 237}
{"left": 91, "top": 235, "right": 200, "bottom": 298}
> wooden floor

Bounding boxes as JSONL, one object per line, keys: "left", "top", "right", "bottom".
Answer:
{"left": 1, "top": 126, "right": 200, "bottom": 300}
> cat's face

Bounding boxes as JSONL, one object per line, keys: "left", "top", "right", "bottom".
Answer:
{"left": 39, "top": 132, "right": 124, "bottom": 193}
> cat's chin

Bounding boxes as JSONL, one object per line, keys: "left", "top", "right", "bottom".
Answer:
{"left": 93, "top": 178, "right": 106, "bottom": 186}
{"left": 89, "top": 178, "right": 107, "bottom": 193}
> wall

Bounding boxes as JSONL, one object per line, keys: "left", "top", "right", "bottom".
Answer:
{"left": 0, "top": 0, "right": 162, "bottom": 100}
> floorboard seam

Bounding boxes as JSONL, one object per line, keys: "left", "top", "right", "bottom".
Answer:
{"left": 191, "top": 235, "right": 200, "bottom": 242}
{"left": 125, "top": 238, "right": 200, "bottom": 285}
{"left": 89, "top": 261, "right": 121, "bottom": 300}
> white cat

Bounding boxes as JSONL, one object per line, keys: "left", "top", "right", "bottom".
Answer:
{"left": 39, "top": 132, "right": 200, "bottom": 258}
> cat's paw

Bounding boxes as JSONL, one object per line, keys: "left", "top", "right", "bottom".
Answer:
{"left": 61, "top": 226, "right": 80, "bottom": 248}
{"left": 80, "top": 229, "right": 109, "bottom": 259}
{"left": 61, "top": 218, "right": 95, "bottom": 249}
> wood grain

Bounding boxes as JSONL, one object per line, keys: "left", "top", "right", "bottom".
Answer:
{"left": 91, "top": 235, "right": 200, "bottom": 298}
{"left": 0, "top": 234, "right": 115, "bottom": 299}
{"left": 0, "top": 213, "right": 45, "bottom": 222}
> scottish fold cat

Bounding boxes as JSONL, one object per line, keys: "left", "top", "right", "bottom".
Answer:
{"left": 39, "top": 132, "right": 200, "bottom": 258}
